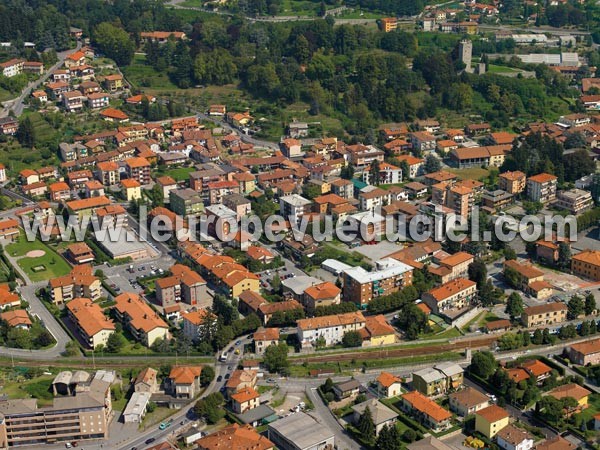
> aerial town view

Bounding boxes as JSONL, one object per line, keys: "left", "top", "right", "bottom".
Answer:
{"left": 2, "top": 0, "right": 600, "bottom": 449}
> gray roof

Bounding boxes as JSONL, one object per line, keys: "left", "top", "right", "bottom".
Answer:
{"left": 223, "top": 193, "right": 251, "bottom": 206}
{"left": 407, "top": 436, "right": 453, "bottom": 450}
{"left": 351, "top": 399, "right": 398, "bottom": 425}
{"left": 344, "top": 258, "right": 412, "bottom": 285}
{"left": 170, "top": 188, "right": 202, "bottom": 201}
{"left": 268, "top": 412, "right": 334, "bottom": 448}
{"left": 98, "top": 229, "right": 148, "bottom": 259}
{"left": 0, "top": 399, "right": 38, "bottom": 416}
{"left": 413, "top": 367, "right": 445, "bottom": 383}
{"left": 234, "top": 404, "right": 276, "bottom": 424}
{"left": 334, "top": 379, "right": 361, "bottom": 392}
{"left": 280, "top": 194, "right": 312, "bottom": 207}
{"left": 205, "top": 204, "right": 237, "bottom": 219}
{"left": 122, "top": 392, "right": 151, "bottom": 418}
{"left": 282, "top": 275, "right": 321, "bottom": 296}
{"left": 435, "top": 362, "right": 464, "bottom": 378}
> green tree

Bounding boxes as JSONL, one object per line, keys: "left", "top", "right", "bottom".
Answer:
{"left": 585, "top": 293, "right": 596, "bottom": 316}
{"left": 264, "top": 343, "right": 289, "bottom": 374}
{"left": 194, "top": 392, "right": 225, "bottom": 424}
{"left": 505, "top": 292, "right": 524, "bottom": 321}
{"left": 63, "top": 340, "right": 80, "bottom": 357}
{"left": 568, "top": 295, "right": 585, "bottom": 320}
{"left": 357, "top": 406, "right": 376, "bottom": 443}
{"left": 377, "top": 423, "right": 402, "bottom": 450}
{"left": 106, "top": 332, "right": 126, "bottom": 353}
{"left": 532, "top": 329, "right": 543, "bottom": 345}
{"left": 342, "top": 330, "right": 363, "bottom": 348}
{"left": 558, "top": 243, "right": 571, "bottom": 269}
{"left": 424, "top": 154, "right": 441, "bottom": 174}
{"left": 468, "top": 259, "right": 487, "bottom": 288}
{"left": 200, "top": 366, "right": 215, "bottom": 387}
{"left": 470, "top": 351, "right": 497, "bottom": 379}
{"left": 16, "top": 116, "right": 36, "bottom": 148}
{"left": 93, "top": 22, "right": 135, "bottom": 66}
{"left": 369, "top": 159, "right": 381, "bottom": 186}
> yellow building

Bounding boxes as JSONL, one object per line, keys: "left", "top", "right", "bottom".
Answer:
{"left": 546, "top": 383, "right": 591, "bottom": 414}
{"left": 475, "top": 405, "right": 510, "bottom": 438}
{"left": 360, "top": 315, "right": 396, "bottom": 346}
{"left": 66, "top": 196, "right": 111, "bottom": 221}
{"left": 121, "top": 178, "right": 142, "bottom": 201}
{"left": 225, "top": 272, "right": 260, "bottom": 298}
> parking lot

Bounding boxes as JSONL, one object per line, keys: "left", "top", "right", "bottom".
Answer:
{"left": 100, "top": 254, "right": 176, "bottom": 297}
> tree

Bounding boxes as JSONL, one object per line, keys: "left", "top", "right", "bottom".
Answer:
{"left": 357, "top": 406, "right": 376, "bottom": 443}
{"left": 369, "top": 159, "right": 381, "bottom": 186}
{"left": 200, "top": 366, "right": 215, "bottom": 387}
{"left": 505, "top": 292, "right": 524, "bottom": 321}
{"left": 342, "top": 330, "right": 363, "bottom": 348}
{"left": 264, "top": 343, "right": 289, "bottom": 374}
{"left": 377, "top": 423, "right": 402, "bottom": 450}
{"left": 585, "top": 293, "right": 596, "bottom": 316}
{"left": 64, "top": 340, "right": 80, "bottom": 357}
{"left": 568, "top": 295, "right": 585, "bottom": 320}
{"left": 468, "top": 259, "right": 487, "bottom": 288}
{"left": 558, "top": 243, "right": 571, "bottom": 269}
{"left": 503, "top": 247, "right": 517, "bottom": 261}
{"left": 402, "top": 429, "right": 417, "bottom": 443}
{"left": 16, "top": 116, "right": 36, "bottom": 148}
{"left": 93, "top": 22, "right": 135, "bottom": 66}
{"left": 470, "top": 351, "right": 497, "bottom": 379}
{"left": 424, "top": 154, "right": 441, "bottom": 174}
{"left": 194, "top": 392, "right": 225, "bottom": 424}
{"left": 106, "top": 332, "right": 126, "bottom": 353}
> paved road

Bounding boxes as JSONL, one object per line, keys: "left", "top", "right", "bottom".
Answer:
{"left": 1, "top": 41, "right": 82, "bottom": 118}
{"left": 195, "top": 111, "right": 279, "bottom": 150}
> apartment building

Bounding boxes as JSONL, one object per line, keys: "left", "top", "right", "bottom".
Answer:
{"left": 0, "top": 372, "right": 112, "bottom": 447}
{"left": 555, "top": 189, "right": 593, "bottom": 214}
{"left": 253, "top": 327, "right": 280, "bottom": 355}
{"left": 450, "top": 145, "right": 511, "bottom": 169}
{"left": 449, "top": 387, "right": 490, "bottom": 417}
{"left": 362, "top": 162, "right": 402, "bottom": 185}
{"left": 165, "top": 366, "right": 202, "bottom": 399}
{"left": 48, "top": 265, "right": 102, "bottom": 304}
{"left": 279, "top": 194, "right": 312, "bottom": 225}
{"left": 113, "top": 293, "right": 169, "bottom": 346}
{"left": 568, "top": 338, "right": 600, "bottom": 366}
{"left": 59, "top": 142, "right": 88, "bottom": 162}
{"left": 395, "top": 155, "right": 424, "bottom": 179}
{"left": 66, "top": 196, "right": 111, "bottom": 222}
{"left": 231, "top": 387, "right": 260, "bottom": 414}
{"left": 401, "top": 391, "right": 452, "bottom": 432}
{"left": 104, "top": 74, "right": 123, "bottom": 92}
{"left": 181, "top": 309, "right": 216, "bottom": 342}
{"left": 62, "top": 90, "right": 86, "bottom": 112}
{"left": 527, "top": 173, "right": 557, "bottom": 203}
{"left": 359, "top": 187, "right": 391, "bottom": 211}
{"left": 409, "top": 131, "right": 436, "bottom": 153}
{"left": 49, "top": 182, "right": 71, "bottom": 201}
{"left": 422, "top": 278, "right": 477, "bottom": 317}
{"left": 521, "top": 302, "right": 567, "bottom": 328}
{"left": 346, "top": 144, "right": 385, "bottom": 169}
{"left": 475, "top": 405, "right": 510, "bottom": 438}
{"left": 380, "top": 17, "right": 398, "bottom": 32}
{"left": 170, "top": 188, "right": 204, "bottom": 217}
{"left": 343, "top": 258, "right": 413, "bottom": 307}
{"left": 0, "top": 219, "right": 19, "bottom": 241}
{"left": 498, "top": 171, "right": 526, "bottom": 194}
{"left": 125, "top": 157, "right": 151, "bottom": 185}
{"left": 504, "top": 259, "right": 553, "bottom": 300}
{"left": 303, "top": 281, "right": 341, "bottom": 312}
{"left": 429, "top": 252, "right": 474, "bottom": 284}
{"left": 412, "top": 363, "right": 464, "bottom": 396}
{"left": 196, "top": 424, "right": 273, "bottom": 450}
{"left": 330, "top": 178, "right": 354, "bottom": 199}
{"left": 206, "top": 180, "right": 240, "bottom": 205}
{"left": 66, "top": 297, "right": 115, "bottom": 349}
{"left": 297, "top": 311, "right": 366, "bottom": 347}
{"left": 197, "top": 254, "right": 259, "bottom": 298}
{"left": 95, "top": 204, "right": 128, "bottom": 229}
{"left": 571, "top": 250, "right": 600, "bottom": 281}
{"left": 156, "top": 264, "right": 206, "bottom": 307}
{"left": 87, "top": 92, "right": 110, "bottom": 109}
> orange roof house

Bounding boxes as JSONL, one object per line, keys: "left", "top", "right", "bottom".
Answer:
{"left": 196, "top": 424, "right": 274, "bottom": 450}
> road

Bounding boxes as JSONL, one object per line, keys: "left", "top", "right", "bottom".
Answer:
{"left": 1, "top": 41, "right": 82, "bottom": 118}
{"left": 195, "top": 111, "right": 279, "bottom": 150}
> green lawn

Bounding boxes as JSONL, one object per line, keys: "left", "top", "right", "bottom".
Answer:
{"left": 6, "top": 236, "right": 71, "bottom": 282}
{"left": 156, "top": 166, "right": 196, "bottom": 182}
{"left": 2, "top": 375, "right": 55, "bottom": 407}
{"left": 487, "top": 64, "right": 520, "bottom": 74}
{"left": 447, "top": 167, "right": 490, "bottom": 181}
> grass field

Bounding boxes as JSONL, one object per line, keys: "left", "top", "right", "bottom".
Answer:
{"left": 156, "top": 166, "right": 196, "bottom": 182}
{"left": 1, "top": 376, "right": 55, "bottom": 407}
{"left": 6, "top": 236, "right": 71, "bottom": 282}
{"left": 447, "top": 167, "right": 490, "bottom": 181}
{"left": 123, "top": 54, "right": 178, "bottom": 90}
{"left": 487, "top": 64, "right": 521, "bottom": 74}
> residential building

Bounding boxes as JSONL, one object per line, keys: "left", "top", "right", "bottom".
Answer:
{"left": 104, "top": 74, "right": 123, "bottom": 92}
{"left": 360, "top": 314, "right": 396, "bottom": 346}
{"left": 475, "top": 405, "right": 510, "bottom": 438}
{"left": 359, "top": 187, "right": 391, "bottom": 211}
{"left": 568, "top": 338, "right": 600, "bottom": 365}
{"left": 303, "top": 281, "right": 341, "bottom": 313}
{"left": 450, "top": 145, "right": 510, "bottom": 169}
{"left": 0, "top": 309, "right": 32, "bottom": 330}
{"left": 380, "top": 17, "right": 398, "bottom": 32}
{"left": 156, "top": 264, "right": 206, "bottom": 306}
{"left": 521, "top": 302, "right": 567, "bottom": 328}
{"left": 412, "top": 363, "right": 464, "bottom": 396}
{"left": 165, "top": 366, "right": 202, "bottom": 399}
{"left": 268, "top": 411, "right": 334, "bottom": 450}
{"left": 0, "top": 117, "right": 17, "bottom": 135}
{"left": 170, "top": 188, "right": 204, "bottom": 217}
{"left": 407, "top": 437, "right": 452, "bottom": 450}
{"left": 351, "top": 399, "right": 398, "bottom": 436}
{"left": 281, "top": 138, "right": 302, "bottom": 158}
{"left": 333, "top": 380, "right": 361, "bottom": 401}
{"left": 156, "top": 176, "right": 177, "bottom": 202}
{"left": 66, "top": 242, "right": 95, "bottom": 265}
{"left": 527, "top": 173, "right": 558, "bottom": 203}
{"left": 496, "top": 424, "right": 534, "bottom": 450}
{"left": 422, "top": 278, "right": 477, "bottom": 317}
{"left": 0, "top": 58, "right": 23, "bottom": 77}
{"left": 330, "top": 178, "right": 354, "bottom": 200}
{"left": 67, "top": 298, "right": 115, "bottom": 349}
{"left": 96, "top": 161, "right": 119, "bottom": 186}
{"left": 374, "top": 372, "right": 402, "bottom": 398}
{"left": 429, "top": 252, "right": 474, "bottom": 284}
{"left": 140, "top": 31, "right": 186, "bottom": 43}
{"left": 87, "top": 92, "right": 110, "bottom": 109}
{"left": 258, "top": 300, "right": 303, "bottom": 326}
{"left": 504, "top": 260, "right": 553, "bottom": 300}
{"left": 66, "top": 196, "right": 111, "bottom": 221}
{"left": 49, "top": 182, "right": 71, "bottom": 201}
{"left": 62, "top": 90, "right": 86, "bottom": 112}
{"left": 297, "top": 311, "right": 366, "bottom": 347}
{"left": 207, "top": 180, "right": 240, "bottom": 205}
{"left": 448, "top": 387, "right": 489, "bottom": 417}
{"left": 0, "top": 219, "right": 18, "bottom": 241}
{"left": 0, "top": 375, "right": 112, "bottom": 448}
{"left": 280, "top": 194, "right": 312, "bottom": 225}
{"left": 571, "top": 250, "right": 600, "bottom": 281}
{"left": 395, "top": 155, "right": 424, "bottom": 178}
{"left": 125, "top": 157, "right": 151, "bottom": 185}
{"left": 113, "top": 293, "right": 169, "bottom": 346}
{"left": 134, "top": 368, "right": 158, "bottom": 393}
{"left": 363, "top": 162, "right": 402, "bottom": 185}
{"left": 231, "top": 387, "right": 260, "bottom": 414}
{"left": 401, "top": 391, "right": 452, "bottom": 432}
{"left": 481, "top": 190, "right": 513, "bottom": 212}
{"left": 498, "top": 171, "right": 527, "bottom": 195}
{"left": 555, "top": 189, "right": 593, "bottom": 214}
{"left": 253, "top": 327, "right": 280, "bottom": 355}
{"left": 409, "top": 131, "right": 436, "bottom": 153}
{"left": 198, "top": 254, "right": 260, "bottom": 298}
{"left": 196, "top": 424, "right": 274, "bottom": 450}
{"left": 225, "top": 369, "right": 258, "bottom": 397}
{"left": 546, "top": 383, "right": 591, "bottom": 414}
{"left": 122, "top": 392, "right": 151, "bottom": 423}
{"left": 59, "top": 142, "right": 88, "bottom": 162}
{"left": 535, "top": 436, "right": 576, "bottom": 450}
{"left": 48, "top": 265, "right": 101, "bottom": 304}
{"left": 0, "top": 285, "right": 20, "bottom": 310}
{"left": 182, "top": 309, "right": 216, "bottom": 342}
{"left": 343, "top": 258, "right": 413, "bottom": 307}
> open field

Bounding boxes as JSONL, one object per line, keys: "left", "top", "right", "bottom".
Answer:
{"left": 123, "top": 54, "right": 178, "bottom": 90}
{"left": 6, "top": 236, "right": 71, "bottom": 282}
{"left": 447, "top": 167, "right": 490, "bottom": 181}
